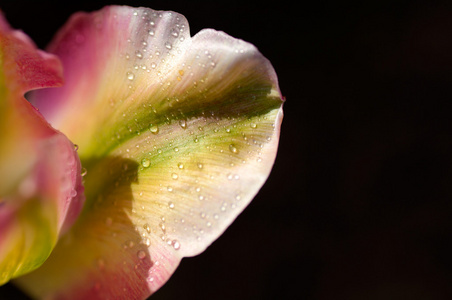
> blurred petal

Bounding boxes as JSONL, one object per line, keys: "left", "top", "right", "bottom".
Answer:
{"left": 20, "top": 6, "right": 283, "bottom": 299}
{"left": 0, "top": 12, "right": 84, "bottom": 284}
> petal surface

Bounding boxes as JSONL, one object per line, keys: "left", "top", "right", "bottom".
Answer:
{"left": 0, "top": 12, "right": 84, "bottom": 284}
{"left": 20, "top": 5, "right": 283, "bottom": 299}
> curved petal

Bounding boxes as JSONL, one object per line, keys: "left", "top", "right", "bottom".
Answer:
{"left": 19, "top": 6, "right": 283, "bottom": 299}
{"left": 0, "top": 13, "right": 84, "bottom": 284}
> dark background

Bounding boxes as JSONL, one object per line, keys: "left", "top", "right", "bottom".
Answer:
{"left": 1, "top": 0, "right": 452, "bottom": 299}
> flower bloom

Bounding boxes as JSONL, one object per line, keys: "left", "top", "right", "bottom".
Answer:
{"left": 1, "top": 5, "right": 283, "bottom": 299}
{"left": 0, "top": 12, "right": 85, "bottom": 285}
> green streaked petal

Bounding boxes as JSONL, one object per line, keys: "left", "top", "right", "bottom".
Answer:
{"left": 20, "top": 5, "right": 283, "bottom": 299}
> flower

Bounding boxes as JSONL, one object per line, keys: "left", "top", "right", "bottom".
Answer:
{"left": 1, "top": 5, "right": 283, "bottom": 299}
{"left": 0, "top": 12, "right": 85, "bottom": 285}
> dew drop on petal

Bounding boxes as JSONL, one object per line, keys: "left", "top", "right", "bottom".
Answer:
{"left": 137, "top": 250, "right": 146, "bottom": 259}
{"left": 127, "top": 72, "right": 135, "bottom": 80}
{"left": 229, "top": 144, "right": 238, "bottom": 153}
{"left": 179, "top": 119, "right": 187, "bottom": 129}
{"left": 143, "top": 223, "right": 151, "bottom": 233}
{"left": 149, "top": 125, "right": 159, "bottom": 134}
{"left": 172, "top": 240, "right": 180, "bottom": 250}
{"left": 141, "top": 158, "right": 151, "bottom": 168}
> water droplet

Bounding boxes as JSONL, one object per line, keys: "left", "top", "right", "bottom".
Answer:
{"left": 171, "top": 173, "right": 178, "bottom": 180}
{"left": 220, "top": 202, "right": 227, "bottom": 211}
{"left": 229, "top": 144, "right": 238, "bottom": 153}
{"left": 149, "top": 124, "right": 159, "bottom": 134}
{"left": 127, "top": 72, "right": 135, "bottom": 80}
{"left": 135, "top": 50, "right": 143, "bottom": 59}
{"left": 167, "top": 186, "right": 173, "bottom": 192}
{"left": 172, "top": 240, "right": 180, "bottom": 250}
{"left": 73, "top": 144, "right": 79, "bottom": 151}
{"left": 197, "top": 163, "right": 203, "bottom": 169}
{"left": 81, "top": 167, "right": 88, "bottom": 177}
{"left": 250, "top": 123, "right": 257, "bottom": 129}
{"left": 137, "top": 250, "right": 146, "bottom": 259}
{"left": 159, "top": 222, "right": 166, "bottom": 232}
{"left": 177, "top": 162, "right": 184, "bottom": 169}
{"left": 141, "top": 158, "right": 151, "bottom": 168}
{"left": 168, "top": 201, "right": 175, "bottom": 209}
{"left": 174, "top": 147, "right": 179, "bottom": 152}
{"left": 179, "top": 119, "right": 187, "bottom": 129}
{"left": 143, "top": 238, "right": 151, "bottom": 246}
{"left": 70, "top": 189, "right": 77, "bottom": 197}
{"left": 165, "top": 42, "right": 172, "bottom": 50}
{"left": 143, "top": 223, "right": 151, "bottom": 233}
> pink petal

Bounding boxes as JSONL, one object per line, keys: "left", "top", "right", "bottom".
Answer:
{"left": 19, "top": 6, "right": 283, "bottom": 299}
{"left": 0, "top": 12, "right": 84, "bottom": 284}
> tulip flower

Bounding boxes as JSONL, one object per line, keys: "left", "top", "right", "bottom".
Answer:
{"left": 0, "top": 13, "right": 85, "bottom": 285}
{"left": 1, "top": 5, "right": 284, "bottom": 299}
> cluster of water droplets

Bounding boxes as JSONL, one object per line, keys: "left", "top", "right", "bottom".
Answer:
{"left": 133, "top": 113, "right": 276, "bottom": 252}
{"left": 122, "top": 10, "right": 188, "bottom": 91}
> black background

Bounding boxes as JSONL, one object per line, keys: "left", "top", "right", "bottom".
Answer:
{"left": 1, "top": 0, "right": 452, "bottom": 299}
